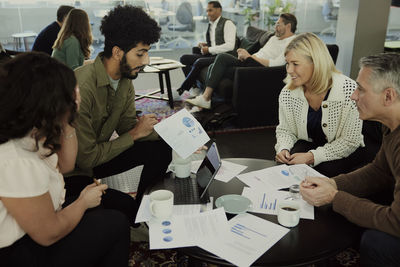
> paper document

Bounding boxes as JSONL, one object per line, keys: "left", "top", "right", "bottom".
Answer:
{"left": 153, "top": 62, "right": 185, "bottom": 70}
{"left": 237, "top": 164, "right": 324, "bottom": 190}
{"left": 149, "top": 208, "right": 230, "bottom": 249}
{"left": 198, "top": 213, "right": 289, "bottom": 267}
{"left": 242, "top": 187, "right": 314, "bottom": 219}
{"left": 143, "top": 65, "right": 160, "bottom": 72}
{"left": 191, "top": 160, "right": 247, "bottom": 183}
{"left": 135, "top": 195, "right": 202, "bottom": 223}
{"left": 154, "top": 109, "right": 210, "bottom": 159}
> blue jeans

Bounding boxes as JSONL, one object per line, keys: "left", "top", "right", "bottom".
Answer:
{"left": 360, "top": 229, "right": 400, "bottom": 267}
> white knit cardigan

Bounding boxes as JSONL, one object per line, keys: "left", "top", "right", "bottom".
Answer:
{"left": 275, "top": 72, "right": 364, "bottom": 166}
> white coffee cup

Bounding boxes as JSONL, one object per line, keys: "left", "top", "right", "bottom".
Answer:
{"left": 149, "top": 190, "right": 174, "bottom": 220}
{"left": 277, "top": 200, "right": 301, "bottom": 227}
{"left": 169, "top": 150, "right": 191, "bottom": 178}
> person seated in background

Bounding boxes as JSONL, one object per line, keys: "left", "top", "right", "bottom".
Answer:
{"left": 275, "top": 33, "right": 366, "bottom": 177}
{"left": 178, "top": 1, "right": 237, "bottom": 96}
{"left": 300, "top": 52, "right": 400, "bottom": 267}
{"left": 52, "top": 8, "right": 92, "bottom": 70}
{"left": 64, "top": 5, "right": 172, "bottom": 219}
{"left": 32, "top": 5, "right": 74, "bottom": 55}
{"left": 0, "top": 52, "right": 129, "bottom": 267}
{"left": 186, "top": 13, "right": 297, "bottom": 109}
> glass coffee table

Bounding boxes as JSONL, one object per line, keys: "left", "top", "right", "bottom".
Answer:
{"left": 175, "top": 158, "right": 362, "bottom": 266}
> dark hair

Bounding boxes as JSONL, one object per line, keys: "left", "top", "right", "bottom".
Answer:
{"left": 53, "top": 9, "right": 92, "bottom": 59}
{"left": 56, "top": 5, "right": 74, "bottom": 22}
{"left": 280, "top": 13, "right": 297, "bottom": 33}
{"left": 0, "top": 52, "right": 77, "bottom": 154}
{"left": 100, "top": 5, "right": 161, "bottom": 58}
{"left": 208, "top": 1, "right": 222, "bottom": 9}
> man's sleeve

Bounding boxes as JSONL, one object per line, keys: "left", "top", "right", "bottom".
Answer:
{"left": 75, "top": 82, "right": 134, "bottom": 170}
{"left": 332, "top": 146, "right": 400, "bottom": 237}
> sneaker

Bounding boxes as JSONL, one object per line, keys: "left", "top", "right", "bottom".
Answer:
{"left": 189, "top": 87, "right": 202, "bottom": 97}
{"left": 185, "top": 95, "right": 211, "bottom": 109}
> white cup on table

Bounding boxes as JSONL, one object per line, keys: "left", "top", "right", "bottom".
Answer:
{"left": 277, "top": 200, "right": 301, "bottom": 227}
{"left": 149, "top": 190, "right": 174, "bottom": 220}
{"left": 169, "top": 150, "right": 191, "bottom": 178}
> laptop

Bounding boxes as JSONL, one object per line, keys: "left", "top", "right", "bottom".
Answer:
{"left": 172, "top": 142, "right": 222, "bottom": 205}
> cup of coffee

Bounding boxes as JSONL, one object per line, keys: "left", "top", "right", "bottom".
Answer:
{"left": 277, "top": 200, "right": 301, "bottom": 227}
{"left": 149, "top": 190, "right": 174, "bottom": 220}
{"left": 169, "top": 150, "right": 191, "bottom": 178}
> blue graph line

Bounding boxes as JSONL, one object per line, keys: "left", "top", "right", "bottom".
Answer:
{"left": 269, "top": 202, "right": 272, "bottom": 209}
{"left": 235, "top": 224, "right": 267, "bottom": 238}
{"left": 231, "top": 228, "right": 250, "bottom": 239}
{"left": 260, "top": 193, "right": 266, "bottom": 209}
{"left": 273, "top": 199, "right": 277, "bottom": 210}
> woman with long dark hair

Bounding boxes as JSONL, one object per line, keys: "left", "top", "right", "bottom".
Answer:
{"left": 52, "top": 8, "right": 92, "bottom": 69}
{"left": 0, "top": 53, "right": 129, "bottom": 267}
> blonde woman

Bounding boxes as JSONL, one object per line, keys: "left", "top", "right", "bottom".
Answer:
{"left": 52, "top": 9, "right": 92, "bottom": 70}
{"left": 275, "top": 33, "right": 366, "bottom": 177}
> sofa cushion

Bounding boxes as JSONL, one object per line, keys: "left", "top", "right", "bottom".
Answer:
{"left": 238, "top": 37, "right": 260, "bottom": 54}
{"left": 245, "top": 26, "right": 275, "bottom": 49}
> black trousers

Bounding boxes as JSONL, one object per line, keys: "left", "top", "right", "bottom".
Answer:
{"left": 64, "top": 140, "right": 172, "bottom": 224}
{"left": 180, "top": 47, "right": 216, "bottom": 91}
{"left": 0, "top": 209, "right": 130, "bottom": 267}
{"left": 290, "top": 140, "right": 375, "bottom": 177}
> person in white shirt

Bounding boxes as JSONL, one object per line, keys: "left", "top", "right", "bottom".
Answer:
{"left": 186, "top": 13, "right": 297, "bottom": 109}
{"left": 0, "top": 53, "right": 129, "bottom": 267}
{"left": 178, "top": 1, "right": 237, "bottom": 95}
{"left": 275, "top": 33, "right": 366, "bottom": 177}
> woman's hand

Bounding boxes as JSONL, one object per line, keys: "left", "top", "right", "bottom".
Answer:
{"left": 288, "top": 152, "right": 314, "bottom": 165}
{"left": 78, "top": 183, "right": 108, "bottom": 209}
{"left": 275, "top": 149, "right": 291, "bottom": 164}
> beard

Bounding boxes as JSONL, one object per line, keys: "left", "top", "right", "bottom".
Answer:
{"left": 119, "top": 54, "right": 144, "bottom": 80}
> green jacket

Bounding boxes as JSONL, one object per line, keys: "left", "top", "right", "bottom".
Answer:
{"left": 52, "top": 35, "right": 84, "bottom": 70}
{"left": 66, "top": 53, "right": 158, "bottom": 177}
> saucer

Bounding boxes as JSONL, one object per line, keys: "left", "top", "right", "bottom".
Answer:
{"left": 215, "top": 194, "right": 252, "bottom": 214}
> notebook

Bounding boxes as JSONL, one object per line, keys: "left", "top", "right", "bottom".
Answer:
{"left": 173, "top": 142, "right": 222, "bottom": 205}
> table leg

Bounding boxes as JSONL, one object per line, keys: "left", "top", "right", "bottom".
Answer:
{"left": 164, "top": 70, "right": 174, "bottom": 108}
{"left": 158, "top": 72, "right": 164, "bottom": 94}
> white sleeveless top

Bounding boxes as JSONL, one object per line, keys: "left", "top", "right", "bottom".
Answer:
{"left": 0, "top": 134, "right": 65, "bottom": 248}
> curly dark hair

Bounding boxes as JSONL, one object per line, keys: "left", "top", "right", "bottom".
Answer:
{"left": 100, "top": 5, "right": 161, "bottom": 57}
{"left": 0, "top": 52, "right": 78, "bottom": 154}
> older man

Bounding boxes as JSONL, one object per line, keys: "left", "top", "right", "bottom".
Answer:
{"left": 300, "top": 53, "right": 400, "bottom": 267}
{"left": 177, "top": 1, "right": 237, "bottom": 95}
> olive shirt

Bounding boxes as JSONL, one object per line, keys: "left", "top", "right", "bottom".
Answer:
{"left": 66, "top": 53, "right": 158, "bottom": 177}
{"left": 332, "top": 126, "right": 400, "bottom": 237}
{"left": 52, "top": 35, "right": 84, "bottom": 70}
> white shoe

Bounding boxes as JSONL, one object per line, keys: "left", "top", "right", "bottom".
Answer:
{"left": 189, "top": 87, "right": 202, "bottom": 97}
{"left": 185, "top": 95, "right": 211, "bottom": 109}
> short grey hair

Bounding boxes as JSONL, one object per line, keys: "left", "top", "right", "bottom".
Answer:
{"left": 359, "top": 52, "right": 400, "bottom": 96}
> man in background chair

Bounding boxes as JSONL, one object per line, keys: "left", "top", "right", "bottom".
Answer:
{"left": 32, "top": 5, "right": 74, "bottom": 55}
{"left": 301, "top": 53, "right": 400, "bottom": 267}
{"left": 178, "top": 1, "right": 237, "bottom": 96}
{"left": 186, "top": 13, "right": 296, "bottom": 109}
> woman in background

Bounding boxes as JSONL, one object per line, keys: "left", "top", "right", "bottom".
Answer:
{"left": 275, "top": 32, "right": 366, "bottom": 177}
{"left": 52, "top": 8, "right": 92, "bottom": 69}
{"left": 0, "top": 53, "right": 129, "bottom": 267}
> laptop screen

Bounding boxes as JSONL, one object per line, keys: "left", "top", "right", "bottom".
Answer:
{"left": 196, "top": 142, "right": 222, "bottom": 199}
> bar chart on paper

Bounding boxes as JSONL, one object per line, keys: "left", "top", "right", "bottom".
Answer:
{"left": 259, "top": 193, "right": 278, "bottom": 212}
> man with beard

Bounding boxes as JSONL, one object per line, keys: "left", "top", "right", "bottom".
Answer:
{"left": 186, "top": 13, "right": 297, "bottom": 110}
{"left": 64, "top": 5, "right": 172, "bottom": 225}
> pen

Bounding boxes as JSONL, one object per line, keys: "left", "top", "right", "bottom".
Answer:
{"left": 93, "top": 178, "right": 106, "bottom": 195}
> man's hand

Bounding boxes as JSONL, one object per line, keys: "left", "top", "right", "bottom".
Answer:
{"left": 198, "top": 42, "right": 207, "bottom": 48}
{"left": 275, "top": 149, "right": 291, "bottom": 164}
{"left": 237, "top": 48, "right": 251, "bottom": 61}
{"left": 288, "top": 152, "right": 314, "bottom": 165}
{"left": 201, "top": 45, "right": 209, "bottom": 55}
{"left": 300, "top": 177, "right": 338, "bottom": 207}
{"left": 129, "top": 114, "right": 158, "bottom": 140}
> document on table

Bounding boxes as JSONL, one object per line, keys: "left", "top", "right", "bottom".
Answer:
{"left": 154, "top": 109, "right": 210, "bottom": 159}
{"left": 241, "top": 187, "right": 314, "bottom": 219}
{"left": 191, "top": 160, "right": 247, "bottom": 183}
{"left": 148, "top": 208, "right": 230, "bottom": 249}
{"left": 237, "top": 164, "right": 324, "bottom": 190}
{"left": 197, "top": 213, "right": 289, "bottom": 267}
{"left": 153, "top": 61, "right": 185, "bottom": 70}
